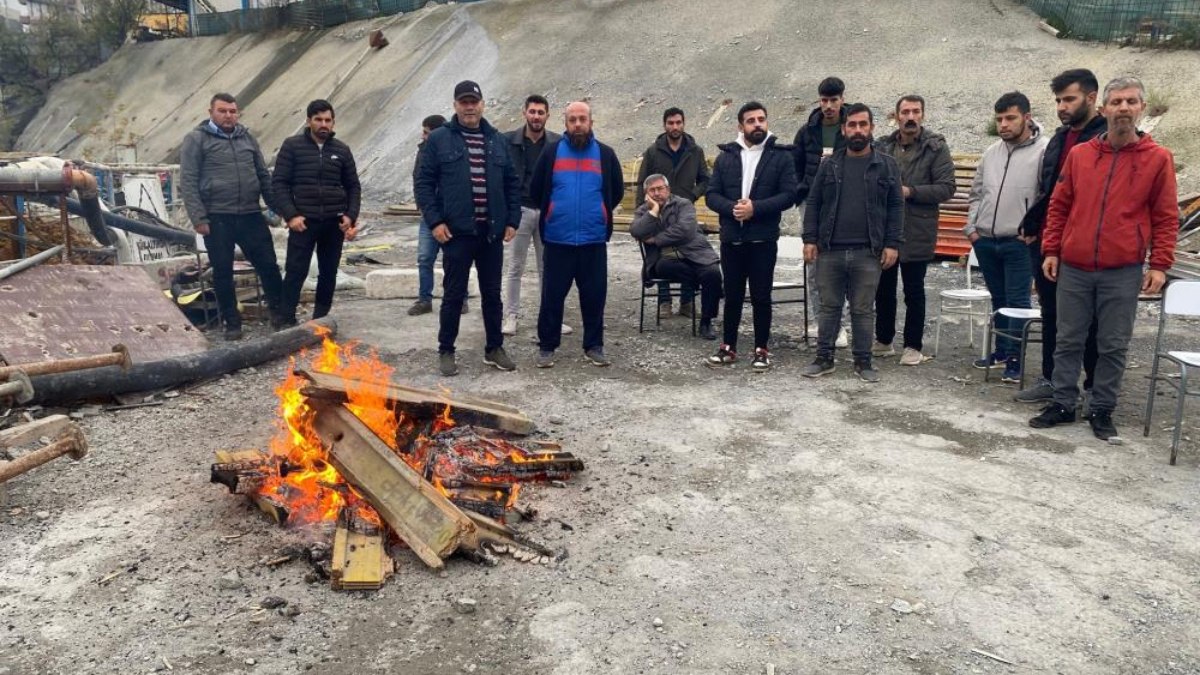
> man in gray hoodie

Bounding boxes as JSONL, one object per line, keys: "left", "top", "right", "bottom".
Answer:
{"left": 179, "top": 93, "right": 283, "bottom": 340}
{"left": 964, "top": 91, "right": 1048, "bottom": 382}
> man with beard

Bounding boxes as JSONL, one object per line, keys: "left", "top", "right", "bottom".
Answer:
{"left": 964, "top": 92, "right": 1048, "bottom": 383}
{"left": 501, "top": 95, "right": 571, "bottom": 337}
{"left": 272, "top": 99, "right": 361, "bottom": 327}
{"left": 1030, "top": 76, "right": 1176, "bottom": 441}
{"left": 180, "top": 92, "right": 283, "bottom": 340}
{"left": 705, "top": 101, "right": 798, "bottom": 371}
{"left": 1015, "top": 69, "right": 1107, "bottom": 404}
{"left": 529, "top": 101, "right": 625, "bottom": 368}
{"left": 635, "top": 107, "right": 711, "bottom": 322}
{"left": 801, "top": 103, "right": 903, "bottom": 382}
{"left": 873, "top": 95, "right": 956, "bottom": 366}
{"left": 414, "top": 80, "right": 521, "bottom": 377}
{"left": 630, "top": 174, "right": 722, "bottom": 340}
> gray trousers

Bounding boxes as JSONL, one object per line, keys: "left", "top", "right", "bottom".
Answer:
{"left": 503, "top": 207, "right": 543, "bottom": 318}
{"left": 1051, "top": 264, "right": 1142, "bottom": 412}
{"left": 815, "top": 248, "right": 882, "bottom": 361}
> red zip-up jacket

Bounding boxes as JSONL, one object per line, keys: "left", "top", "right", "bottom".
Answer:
{"left": 1042, "top": 133, "right": 1177, "bottom": 272}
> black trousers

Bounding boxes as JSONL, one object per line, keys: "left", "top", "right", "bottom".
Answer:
{"left": 653, "top": 258, "right": 722, "bottom": 320}
{"left": 1030, "top": 242, "right": 1097, "bottom": 385}
{"left": 874, "top": 259, "right": 928, "bottom": 351}
{"left": 281, "top": 216, "right": 345, "bottom": 321}
{"left": 203, "top": 213, "right": 283, "bottom": 328}
{"left": 439, "top": 234, "right": 504, "bottom": 354}
{"left": 538, "top": 242, "right": 607, "bottom": 352}
{"left": 719, "top": 241, "right": 777, "bottom": 351}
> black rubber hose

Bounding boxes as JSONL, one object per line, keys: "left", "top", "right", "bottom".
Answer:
{"left": 27, "top": 318, "right": 336, "bottom": 405}
{"left": 35, "top": 196, "right": 196, "bottom": 246}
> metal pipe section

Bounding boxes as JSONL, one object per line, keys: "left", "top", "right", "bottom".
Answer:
{"left": 57, "top": 196, "right": 193, "bottom": 246}
{"left": 0, "top": 426, "right": 88, "bottom": 484}
{"left": 0, "top": 164, "right": 72, "bottom": 194}
{"left": 0, "top": 345, "right": 131, "bottom": 381}
{"left": 0, "top": 245, "right": 63, "bottom": 281}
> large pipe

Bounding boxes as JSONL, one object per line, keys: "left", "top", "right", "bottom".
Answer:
{"left": 0, "top": 245, "right": 63, "bottom": 281}
{"left": 60, "top": 196, "right": 194, "bottom": 246}
{"left": 27, "top": 319, "right": 337, "bottom": 405}
{"left": 0, "top": 162, "right": 113, "bottom": 245}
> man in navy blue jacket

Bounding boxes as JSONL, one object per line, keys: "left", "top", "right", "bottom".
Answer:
{"left": 704, "top": 101, "right": 798, "bottom": 372}
{"left": 529, "top": 101, "right": 625, "bottom": 368}
{"left": 414, "top": 80, "right": 521, "bottom": 377}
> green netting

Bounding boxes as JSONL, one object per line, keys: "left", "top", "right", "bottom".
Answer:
{"left": 1020, "top": 0, "right": 1200, "bottom": 43}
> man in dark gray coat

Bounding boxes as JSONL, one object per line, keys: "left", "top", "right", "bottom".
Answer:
{"left": 630, "top": 173, "right": 722, "bottom": 340}
{"left": 179, "top": 92, "right": 283, "bottom": 340}
{"left": 873, "top": 95, "right": 956, "bottom": 365}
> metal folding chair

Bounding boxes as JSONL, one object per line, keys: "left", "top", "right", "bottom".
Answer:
{"left": 982, "top": 308, "right": 1042, "bottom": 387}
{"left": 933, "top": 247, "right": 991, "bottom": 357}
{"left": 1143, "top": 280, "right": 1200, "bottom": 464}
{"left": 638, "top": 242, "right": 696, "bottom": 336}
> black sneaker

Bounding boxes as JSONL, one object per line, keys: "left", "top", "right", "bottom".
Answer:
{"left": 584, "top": 348, "right": 611, "bottom": 367}
{"left": 1029, "top": 403, "right": 1075, "bottom": 428}
{"left": 223, "top": 324, "right": 243, "bottom": 341}
{"left": 698, "top": 319, "right": 717, "bottom": 341}
{"left": 706, "top": 344, "right": 736, "bottom": 367}
{"left": 973, "top": 351, "right": 1007, "bottom": 370}
{"left": 751, "top": 348, "right": 771, "bottom": 372}
{"left": 407, "top": 300, "right": 433, "bottom": 316}
{"left": 1087, "top": 410, "right": 1119, "bottom": 442}
{"left": 483, "top": 347, "right": 516, "bottom": 371}
{"left": 853, "top": 358, "right": 880, "bottom": 383}
{"left": 802, "top": 357, "right": 836, "bottom": 378}
{"left": 439, "top": 352, "right": 459, "bottom": 377}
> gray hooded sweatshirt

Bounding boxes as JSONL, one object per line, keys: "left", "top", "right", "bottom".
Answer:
{"left": 965, "top": 123, "right": 1048, "bottom": 240}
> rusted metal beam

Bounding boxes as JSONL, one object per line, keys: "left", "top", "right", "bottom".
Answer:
{"left": 0, "top": 414, "right": 71, "bottom": 448}
{"left": 0, "top": 345, "right": 130, "bottom": 381}
{"left": 0, "top": 425, "right": 87, "bottom": 483}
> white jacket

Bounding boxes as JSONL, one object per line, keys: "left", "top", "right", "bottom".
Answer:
{"left": 965, "top": 123, "right": 1049, "bottom": 239}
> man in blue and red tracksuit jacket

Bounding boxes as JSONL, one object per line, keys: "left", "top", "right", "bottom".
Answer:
{"left": 529, "top": 101, "right": 625, "bottom": 368}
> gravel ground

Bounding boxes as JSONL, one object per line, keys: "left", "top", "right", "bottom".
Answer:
{"left": 2, "top": 215, "right": 1199, "bottom": 674}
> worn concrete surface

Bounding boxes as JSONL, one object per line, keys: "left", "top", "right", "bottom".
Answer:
{"left": 1, "top": 216, "right": 1198, "bottom": 674}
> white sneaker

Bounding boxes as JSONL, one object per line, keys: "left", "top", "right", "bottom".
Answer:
{"left": 900, "top": 347, "right": 924, "bottom": 366}
{"left": 872, "top": 341, "right": 896, "bottom": 357}
{"left": 562, "top": 323, "right": 574, "bottom": 335}
{"left": 835, "top": 327, "right": 849, "bottom": 348}
{"left": 501, "top": 314, "right": 518, "bottom": 336}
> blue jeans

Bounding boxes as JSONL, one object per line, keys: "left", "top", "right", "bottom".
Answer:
{"left": 417, "top": 218, "right": 440, "bottom": 303}
{"left": 972, "top": 236, "right": 1032, "bottom": 358}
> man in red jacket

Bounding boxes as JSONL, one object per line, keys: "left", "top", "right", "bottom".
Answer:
{"left": 1030, "top": 76, "right": 1177, "bottom": 441}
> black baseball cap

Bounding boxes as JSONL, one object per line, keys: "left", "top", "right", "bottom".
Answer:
{"left": 454, "top": 80, "right": 483, "bottom": 101}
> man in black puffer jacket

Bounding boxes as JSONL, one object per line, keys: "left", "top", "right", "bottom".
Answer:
{"left": 272, "top": 99, "right": 361, "bottom": 326}
{"left": 704, "top": 101, "right": 798, "bottom": 372}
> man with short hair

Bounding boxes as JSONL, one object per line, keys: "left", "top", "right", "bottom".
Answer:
{"left": 409, "top": 114, "right": 468, "bottom": 317}
{"left": 179, "top": 93, "right": 284, "bottom": 341}
{"left": 636, "top": 107, "right": 711, "bottom": 320}
{"left": 873, "top": 95, "right": 956, "bottom": 366}
{"left": 802, "top": 103, "right": 903, "bottom": 382}
{"left": 414, "top": 81, "right": 521, "bottom": 376}
{"left": 965, "top": 91, "right": 1048, "bottom": 383}
{"left": 705, "top": 101, "right": 798, "bottom": 371}
{"left": 1015, "top": 69, "right": 1107, "bottom": 404}
{"left": 501, "top": 95, "right": 570, "bottom": 337}
{"left": 529, "top": 101, "right": 625, "bottom": 368}
{"left": 1030, "top": 76, "right": 1177, "bottom": 441}
{"left": 630, "top": 174, "right": 722, "bottom": 340}
{"left": 272, "top": 99, "right": 361, "bottom": 326}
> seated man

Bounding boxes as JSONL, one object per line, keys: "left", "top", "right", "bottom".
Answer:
{"left": 630, "top": 173, "right": 722, "bottom": 340}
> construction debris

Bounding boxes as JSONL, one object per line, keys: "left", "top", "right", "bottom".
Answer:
{"left": 0, "top": 422, "right": 88, "bottom": 484}
{"left": 0, "top": 344, "right": 130, "bottom": 381}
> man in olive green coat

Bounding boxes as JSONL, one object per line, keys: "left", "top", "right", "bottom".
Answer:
{"left": 873, "top": 95, "right": 956, "bottom": 365}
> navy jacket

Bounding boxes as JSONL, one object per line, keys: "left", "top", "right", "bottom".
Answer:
{"left": 529, "top": 134, "right": 624, "bottom": 243}
{"left": 706, "top": 135, "right": 798, "bottom": 244}
{"left": 413, "top": 116, "right": 521, "bottom": 241}
{"left": 802, "top": 147, "right": 905, "bottom": 254}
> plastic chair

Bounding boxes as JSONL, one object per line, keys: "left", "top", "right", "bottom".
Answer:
{"left": 772, "top": 236, "right": 809, "bottom": 343}
{"left": 637, "top": 242, "right": 696, "bottom": 336}
{"left": 1143, "top": 280, "right": 1200, "bottom": 465}
{"left": 933, "top": 248, "right": 991, "bottom": 357}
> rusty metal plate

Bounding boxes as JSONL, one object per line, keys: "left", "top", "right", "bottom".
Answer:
{"left": 0, "top": 264, "right": 208, "bottom": 364}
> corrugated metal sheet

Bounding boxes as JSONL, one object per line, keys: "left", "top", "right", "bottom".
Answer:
{"left": 0, "top": 264, "right": 208, "bottom": 364}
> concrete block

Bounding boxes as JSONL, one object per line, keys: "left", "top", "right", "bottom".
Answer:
{"left": 366, "top": 268, "right": 435, "bottom": 299}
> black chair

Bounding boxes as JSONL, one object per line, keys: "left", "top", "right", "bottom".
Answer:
{"left": 638, "top": 242, "right": 697, "bottom": 336}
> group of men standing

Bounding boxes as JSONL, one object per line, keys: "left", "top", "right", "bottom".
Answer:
{"left": 180, "top": 69, "right": 1178, "bottom": 443}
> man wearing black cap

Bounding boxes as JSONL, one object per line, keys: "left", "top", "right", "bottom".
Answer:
{"left": 414, "top": 80, "right": 522, "bottom": 376}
